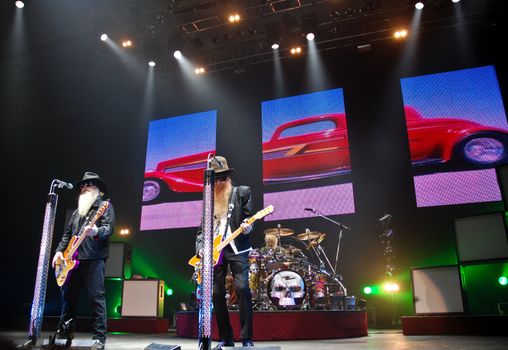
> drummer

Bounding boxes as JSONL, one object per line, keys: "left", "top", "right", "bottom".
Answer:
{"left": 259, "top": 233, "right": 285, "bottom": 256}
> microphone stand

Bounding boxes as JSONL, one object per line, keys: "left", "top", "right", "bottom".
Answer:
{"left": 307, "top": 208, "right": 350, "bottom": 293}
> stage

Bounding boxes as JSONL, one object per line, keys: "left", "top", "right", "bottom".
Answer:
{"left": 176, "top": 310, "right": 368, "bottom": 341}
{"left": 2, "top": 329, "right": 508, "bottom": 350}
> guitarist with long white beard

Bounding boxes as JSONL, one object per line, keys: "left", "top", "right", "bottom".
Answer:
{"left": 195, "top": 156, "right": 255, "bottom": 349}
{"left": 51, "top": 172, "right": 115, "bottom": 350}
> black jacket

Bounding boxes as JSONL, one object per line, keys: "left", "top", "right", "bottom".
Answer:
{"left": 56, "top": 198, "right": 115, "bottom": 260}
{"left": 196, "top": 185, "right": 253, "bottom": 254}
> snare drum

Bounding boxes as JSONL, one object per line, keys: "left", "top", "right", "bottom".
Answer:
{"left": 266, "top": 269, "right": 306, "bottom": 309}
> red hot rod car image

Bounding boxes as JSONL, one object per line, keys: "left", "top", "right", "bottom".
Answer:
{"left": 143, "top": 106, "right": 508, "bottom": 203}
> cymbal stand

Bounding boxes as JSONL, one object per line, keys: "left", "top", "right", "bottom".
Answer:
{"left": 306, "top": 208, "right": 350, "bottom": 282}
{"left": 316, "top": 244, "right": 347, "bottom": 295}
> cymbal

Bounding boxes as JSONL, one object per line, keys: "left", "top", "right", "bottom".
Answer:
{"left": 296, "top": 231, "right": 322, "bottom": 240}
{"left": 317, "top": 234, "right": 326, "bottom": 244}
{"left": 306, "top": 240, "right": 318, "bottom": 249}
{"left": 263, "top": 227, "right": 294, "bottom": 236}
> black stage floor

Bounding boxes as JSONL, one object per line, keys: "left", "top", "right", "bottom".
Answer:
{"left": 1, "top": 329, "right": 508, "bottom": 350}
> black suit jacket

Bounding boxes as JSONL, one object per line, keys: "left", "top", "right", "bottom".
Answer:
{"left": 196, "top": 185, "right": 253, "bottom": 254}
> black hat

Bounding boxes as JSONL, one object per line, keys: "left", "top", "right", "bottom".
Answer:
{"left": 75, "top": 171, "right": 108, "bottom": 193}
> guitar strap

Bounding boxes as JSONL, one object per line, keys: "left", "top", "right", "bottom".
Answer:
{"left": 221, "top": 187, "right": 237, "bottom": 243}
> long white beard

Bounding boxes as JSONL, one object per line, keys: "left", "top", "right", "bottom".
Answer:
{"left": 78, "top": 188, "right": 100, "bottom": 217}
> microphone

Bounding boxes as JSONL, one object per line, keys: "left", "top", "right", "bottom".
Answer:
{"left": 55, "top": 179, "right": 73, "bottom": 190}
{"left": 304, "top": 208, "right": 314, "bottom": 212}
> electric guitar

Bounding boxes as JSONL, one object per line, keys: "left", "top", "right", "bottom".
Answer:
{"left": 54, "top": 201, "right": 110, "bottom": 287}
{"left": 188, "top": 205, "right": 274, "bottom": 283}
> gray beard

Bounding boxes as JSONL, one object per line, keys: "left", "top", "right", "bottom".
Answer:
{"left": 78, "top": 189, "right": 99, "bottom": 217}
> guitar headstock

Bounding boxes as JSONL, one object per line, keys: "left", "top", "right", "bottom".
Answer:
{"left": 93, "top": 201, "right": 110, "bottom": 220}
{"left": 253, "top": 205, "right": 274, "bottom": 220}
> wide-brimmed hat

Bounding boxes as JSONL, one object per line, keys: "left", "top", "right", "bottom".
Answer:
{"left": 75, "top": 171, "right": 108, "bottom": 193}
{"left": 211, "top": 156, "right": 234, "bottom": 176}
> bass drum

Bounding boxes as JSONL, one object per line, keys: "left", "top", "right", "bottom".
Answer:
{"left": 266, "top": 269, "right": 306, "bottom": 310}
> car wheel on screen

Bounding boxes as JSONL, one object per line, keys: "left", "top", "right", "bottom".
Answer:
{"left": 143, "top": 179, "right": 166, "bottom": 204}
{"left": 456, "top": 133, "right": 508, "bottom": 166}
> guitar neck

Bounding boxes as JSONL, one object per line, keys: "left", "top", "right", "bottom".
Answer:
{"left": 67, "top": 202, "right": 109, "bottom": 257}
{"left": 216, "top": 215, "right": 257, "bottom": 251}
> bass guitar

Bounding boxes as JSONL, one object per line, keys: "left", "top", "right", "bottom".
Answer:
{"left": 188, "top": 205, "right": 274, "bottom": 283}
{"left": 54, "top": 201, "right": 110, "bottom": 287}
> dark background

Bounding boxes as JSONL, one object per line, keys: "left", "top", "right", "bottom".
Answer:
{"left": 1, "top": 0, "right": 507, "bottom": 330}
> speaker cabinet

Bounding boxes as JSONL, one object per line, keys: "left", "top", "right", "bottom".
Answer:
{"left": 454, "top": 212, "right": 508, "bottom": 264}
{"left": 105, "top": 242, "right": 132, "bottom": 279}
{"left": 411, "top": 265, "right": 465, "bottom": 314}
{"left": 121, "top": 279, "right": 164, "bottom": 317}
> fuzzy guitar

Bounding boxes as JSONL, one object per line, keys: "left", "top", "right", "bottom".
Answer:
{"left": 188, "top": 205, "right": 274, "bottom": 283}
{"left": 54, "top": 201, "right": 110, "bottom": 287}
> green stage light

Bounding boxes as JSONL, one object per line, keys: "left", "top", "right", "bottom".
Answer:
{"left": 115, "top": 305, "right": 122, "bottom": 314}
{"left": 363, "top": 286, "right": 373, "bottom": 295}
{"left": 166, "top": 288, "right": 174, "bottom": 296}
{"left": 499, "top": 276, "right": 508, "bottom": 286}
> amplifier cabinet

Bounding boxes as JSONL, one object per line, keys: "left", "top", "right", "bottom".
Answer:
{"left": 121, "top": 279, "right": 164, "bottom": 317}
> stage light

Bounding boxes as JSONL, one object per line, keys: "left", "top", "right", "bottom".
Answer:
{"left": 271, "top": 43, "right": 280, "bottom": 50}
{"left": 363, "top": 286, "right": 373, "bottom": 295}
{"left": 499, "top": 276, "right": 508, "bottom": 286}
{"left": 100, "top": 34, "right": 108, "bottom": 41}
{"left": 383, "top": 282, "right": 400, "bottom": 293}
{"left": 122, "top": 40, "right": 132, "bottom": 48}
{"left": 119, "top": 228, "right": 130, "bottom": 235}
{"left": 166, "top": 288, "right": 174, "bottom": 296}
{"left": 115, "top": 305, "right": 122, "bottom": 314}
{"left": 173, "top": 50, "right": 182, "bottom": 59}
{"left": 148, "top": 61, "right": 156, "bottom": 67}
{"left": 452, "top": 0, "right": 460, "bottom": 3}
{"left": 15, "top": 1, "right": 24, "bottom": 8}
{"left": 394, "top": 29, "right": 408, "bottom": 39}
{"left": 415, "top": 2, "right": 424, "bottom": 10}
{"left": 228, "top": 14, "right": 240, "bottom": 23}
{"left": 306, "top": 32, "right": 315, "bottom": 41}
{"left": 195, "top": 67, "right": 206, "bottom": 75}
{"left": 290, "top": 46, "right": 302, "bottom": 55}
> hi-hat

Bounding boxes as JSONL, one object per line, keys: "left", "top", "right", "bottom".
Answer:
{"left": 263, "top": 227, "right": 294, "bottom": 236}
{"left": 296, "top": 231, "right": 322, "bottom": 240}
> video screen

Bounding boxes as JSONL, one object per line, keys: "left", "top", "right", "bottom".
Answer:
{"left": 262, "top": 88, "right": 355, "bottom": 221}
{"left": 400, "top": 65, "right": 507, "bottom": 207}
{"left": 140, "top": 111, "right": 217, "bottom": 230}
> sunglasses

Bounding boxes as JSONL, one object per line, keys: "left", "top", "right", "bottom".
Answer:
{"left": 79, "top": 181, "right": 96, "bottom": 189}
{"left": 215, "top": 174, "right": 229, "bottom": 182}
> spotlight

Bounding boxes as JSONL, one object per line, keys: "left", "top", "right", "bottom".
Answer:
{"left": 306, "top": 32, "right": 315, "bottom": 41}
{"left": 148, "top": 61, "right": 156, "bottom": 67}
{"left": 15, "top": 1, "right": 24, "bottom": 8}
{"left": 383, "top": 282, "right": 400, "bottom": 293}
{"left": 271, "top": 43, "right": 279, "bottom": 50}
{"left": 228, "top": 14, "right": 240, "bottom": 23}
{"left": 452, "top": 0, "right": 460, "bottom": 3}
{"left": 363, "top": 286, "right": 373, "bottom": 295}
{"left": 415, "top": 2, "right": 424, "bottom": 10}
{"left": 393, "top": 29, "right": 408, "bottom": 39}
{"left": 499, "top": 276, "right": 508, "bottom": 286}
{"left": 119, "top": 228, "right": 130, "bottom": 235}
{"left": 166, "top": 288, "right": 174, "bottom": 296}
{"left": 122, "top": 40, "right": 132, "bottom": 48}
{"left": 195, "top": 67, "right": 206, "bottom": 75}
{"left": 173, "top": 50, "right": 182, "bottom": 59}
{"left": 290, "top": 46, "right": 302, "bottom": 55}
{"left": 100, "top": 34, "right": 108, "bottom": 41}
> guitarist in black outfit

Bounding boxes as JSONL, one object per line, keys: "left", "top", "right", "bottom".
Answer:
{"left": 196, "top": 156, "right": 255, "bottom": 349}
{"left": 51, "top": 172, "right": 115, "bottom": 350}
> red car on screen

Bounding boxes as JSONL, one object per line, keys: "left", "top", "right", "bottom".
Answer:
{"left": 142, "top": 106, "right": 508, "bottom": 203}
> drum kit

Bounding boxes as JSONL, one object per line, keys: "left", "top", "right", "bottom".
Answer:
{"left": 239, "top": 225, "right": 348, "bottom": 311}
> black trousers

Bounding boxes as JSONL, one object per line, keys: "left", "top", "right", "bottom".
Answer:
{"left": 213, "top": 246, "right": 253, "bottom": 341}
{"left": 59, "top": 259, "right": 107, "bottom": 342}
